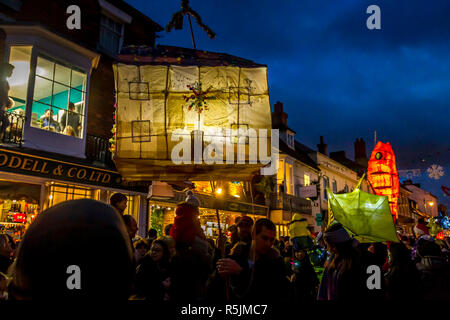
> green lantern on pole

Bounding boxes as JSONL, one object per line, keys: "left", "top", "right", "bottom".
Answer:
{"left": 327, "top": 174, "right": 399, "bottom": 243}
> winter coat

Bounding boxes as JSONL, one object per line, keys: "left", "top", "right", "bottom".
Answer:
{"left": 134, "top": 254, "right": 169, "bottom": 302}
{"left": 169, "top": 242, "right": 212, "bottom": 303}
{"left": 318, "top": 258, "right": 366, "bottom": 300}
{"left": 416, "top": 256, "right": 450, "bottom": 300}
{"left": 289, "top": 213, "right": 311, "bottom": 239}
{"left": 227, "top": 243, "right": 293, "bottom": 303}
{"left": 290, "top": 258, "right": 319, "bottom": 303}
{"left": 384, "top": 261, "right": 423, "bottom": 300}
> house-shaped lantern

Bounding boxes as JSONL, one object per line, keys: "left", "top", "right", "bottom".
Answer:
{"left": 112, "top": 46, "right": 273, "bottom": 182}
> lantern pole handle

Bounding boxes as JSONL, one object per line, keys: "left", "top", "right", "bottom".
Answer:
{"left": 188, "top": 14, "right": 197, "bottom": 50}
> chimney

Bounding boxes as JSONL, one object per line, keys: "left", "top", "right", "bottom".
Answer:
{"left": 317, "top": 136, "right": 327, "bottom": 155}
{"left": 354, "top": 138, "right": 368, "bottom": 167}
{"left": 271, "top": 101, "right": 288, "bottom": 129}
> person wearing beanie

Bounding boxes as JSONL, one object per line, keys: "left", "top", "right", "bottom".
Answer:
{"left": 317, "top": 223, "right": 366, "bottom": 300}
{"left": 168, "top": 192, "right": 212, "bottom": 302}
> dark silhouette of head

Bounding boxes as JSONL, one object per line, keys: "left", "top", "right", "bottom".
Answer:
{"left": 8, "top": 199, "right": 134, "bottom": 300}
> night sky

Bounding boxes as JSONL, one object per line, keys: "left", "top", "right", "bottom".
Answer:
{"left": 127, "top": 0, "right": 450, "bottom": 207}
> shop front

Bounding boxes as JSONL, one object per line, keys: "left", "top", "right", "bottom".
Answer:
{"left": 0, "top": 148, "right": 149, "bottom": 240}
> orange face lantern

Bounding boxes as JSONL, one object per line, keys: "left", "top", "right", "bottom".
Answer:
{"left": 367, "top": 142, "right": 399, "bottom": 221}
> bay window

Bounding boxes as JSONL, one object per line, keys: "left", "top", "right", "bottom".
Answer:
{"left": 2, "top": 24, "right": 99, "bottom": 157}
{"left": 31, "top": 54, "right": 86, "bottom": 138}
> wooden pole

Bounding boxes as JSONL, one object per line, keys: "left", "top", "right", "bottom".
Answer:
{"left": 188, "top": 14, "right": 197, "bottom": 50}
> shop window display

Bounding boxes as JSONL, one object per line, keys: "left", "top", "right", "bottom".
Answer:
{"left": 0, "top": 180, "right": 41, "bottom": 242}
{"left": 47, "top": 183, "right": 100, "bottom": 207}
{"left": 123, "top": 194, "right": 139, "bottom": 222}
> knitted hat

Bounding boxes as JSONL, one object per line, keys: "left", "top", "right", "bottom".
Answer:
{"left": 170, "top": 202, "right": 197, "bottom": 243}
{"left": 324, "top": 227, "right": 351, "bottom": 244}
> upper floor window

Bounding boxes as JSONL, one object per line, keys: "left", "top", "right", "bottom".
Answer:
{"left": 277, "top": 159, "right": 285, "bottom": 189}
{"left": 285, "top": 162, "right": 294, "bottom": 195}
{"left": 7, "top": 46, "right": 32, "bottom": 116}
{"left": 99, "top": 15, "right": 124, "bottom": 55}
{"left": 287, "top": 132, "right": 294, "bottom": 149}
{"left": 31, "top": 54, "right": 87, "bottom": 138}
{"left": 304, "top": 173, "right": 310, "bottom": 186}
{"left": 332, "top": 180, "right": 337, "bottom": 193}
{"left": 323, "top": 176, "right": 329, "bottom": 200}
{"left": 344, "top": 185, "right": 349, "bottom": 193}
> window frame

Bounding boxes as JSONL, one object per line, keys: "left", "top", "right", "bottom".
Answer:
{"left": 323, "top": 176, "right": 329, "bottom": 200}
{"left": 332, "top": 179, "right": 337, "bottom": 193}
{"left": 4, "top": 43, "right": 92, "bottom": 157}
{"left": 31, "top": 53, "right": 87, "bottom": 138}
{"left": 304, "top": 173, "right": 310, "bottom": 186}
{"left": 285, "top": 159, "right": 294, "bottom": 195}
{"left": 99, "top": 14, "right": 125, "bottom": 56}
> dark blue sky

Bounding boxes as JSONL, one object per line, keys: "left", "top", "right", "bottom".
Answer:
{"left": 127, "top": 0, "right": 450, "bottom": 207}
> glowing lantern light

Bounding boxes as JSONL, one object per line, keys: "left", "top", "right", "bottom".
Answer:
{"left": 436, "top": 230, "right": 445, "bottom": 240}
{"left": 112, "top": 46, "right": 273, "bottom": 182}
{"left": 367, "top": 142, "right": 399, "bottom": 221}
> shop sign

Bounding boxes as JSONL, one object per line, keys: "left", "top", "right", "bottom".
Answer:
{"left": 13, "top": 213, "right": 27, "bottom": 223}
{"left": 0, "top": 148, "right": 122, "bottom": 188}
{"left": 315, "top": 213, "right": 323, "bottom": 226}
{"left": 282, "top": 194, "right": 312, "bottom": 214}
{"left": 299, "top": 185, "right": 317, "bottom": 198}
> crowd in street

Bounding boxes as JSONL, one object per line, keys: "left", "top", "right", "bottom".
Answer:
{"left": 0, "top": 191, "right": 449, "bottom": 301}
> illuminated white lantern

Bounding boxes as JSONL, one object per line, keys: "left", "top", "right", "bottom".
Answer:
{"left": 112, "top": 46, "right": 273, "bottom": 181}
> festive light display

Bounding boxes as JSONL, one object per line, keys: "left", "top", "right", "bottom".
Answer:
{"left": 427, "top": 164, "right": 445, "bottom": 180}
{"left": 367, "top": 141, "right": 400, "bottom": 221}
{"left": 436, "top": 231, "right": 445, "bottom": 240}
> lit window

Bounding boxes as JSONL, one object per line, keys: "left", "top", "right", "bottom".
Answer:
{"left": 48, "top": 183, "right": 99, "bottom": 207}
{"left": 31, "top": 54, "right": 87, "bottom": 138}
{"left": 286, "top": 162, "right": 294, "bottom": 195}
{"left": 304, "top": 173, "right": 310, "bottom": 186}
{"left": 99, "top": 15, "right": 123, "bottom": 55}
{"left": 277, "top": 160, "right": 285, "bottom": 189}
{"left": 7, "top": 46, "right": 32, "bottom": 113}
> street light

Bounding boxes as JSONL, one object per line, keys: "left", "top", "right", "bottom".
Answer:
{"left": 216, "top": 188, "right": 222, "bottom": 195}
{"left": 428, "top": 201, "right": 434, "bottom": 207}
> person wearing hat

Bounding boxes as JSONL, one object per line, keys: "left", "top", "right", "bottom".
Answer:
{"left": 236, "top": 216, "right": 253, "bottom": 245}
{"left": 168, "top": 190, "right": 212, "bottom": 302}
{"left": 317, "top": 223, "right": 366, "bottom": 300}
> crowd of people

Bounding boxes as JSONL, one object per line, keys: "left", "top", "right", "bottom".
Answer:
{"left": 0, "top": 191, "right": 449, "bottom": 301}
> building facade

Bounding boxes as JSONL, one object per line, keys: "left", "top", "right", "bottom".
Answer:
{"left": 403, "top": 180, "right": 439, "bottom": 218}
{"left": 0, "top": 0, "right": 162, "bottom": 238}
{"left": 271, "top": 101, "right": 320, "bottom": 235}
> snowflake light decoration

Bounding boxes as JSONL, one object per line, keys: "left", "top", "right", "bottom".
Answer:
{"left": 183, "top": 82, "right": 216, "bottom": 114}
{"left": 427, "top": 164, "right": 445, "bottom": 180}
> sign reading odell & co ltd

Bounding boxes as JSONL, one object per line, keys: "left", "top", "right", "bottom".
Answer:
{"left": 0, "top": 148, "right": 122, "bottom": 187}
